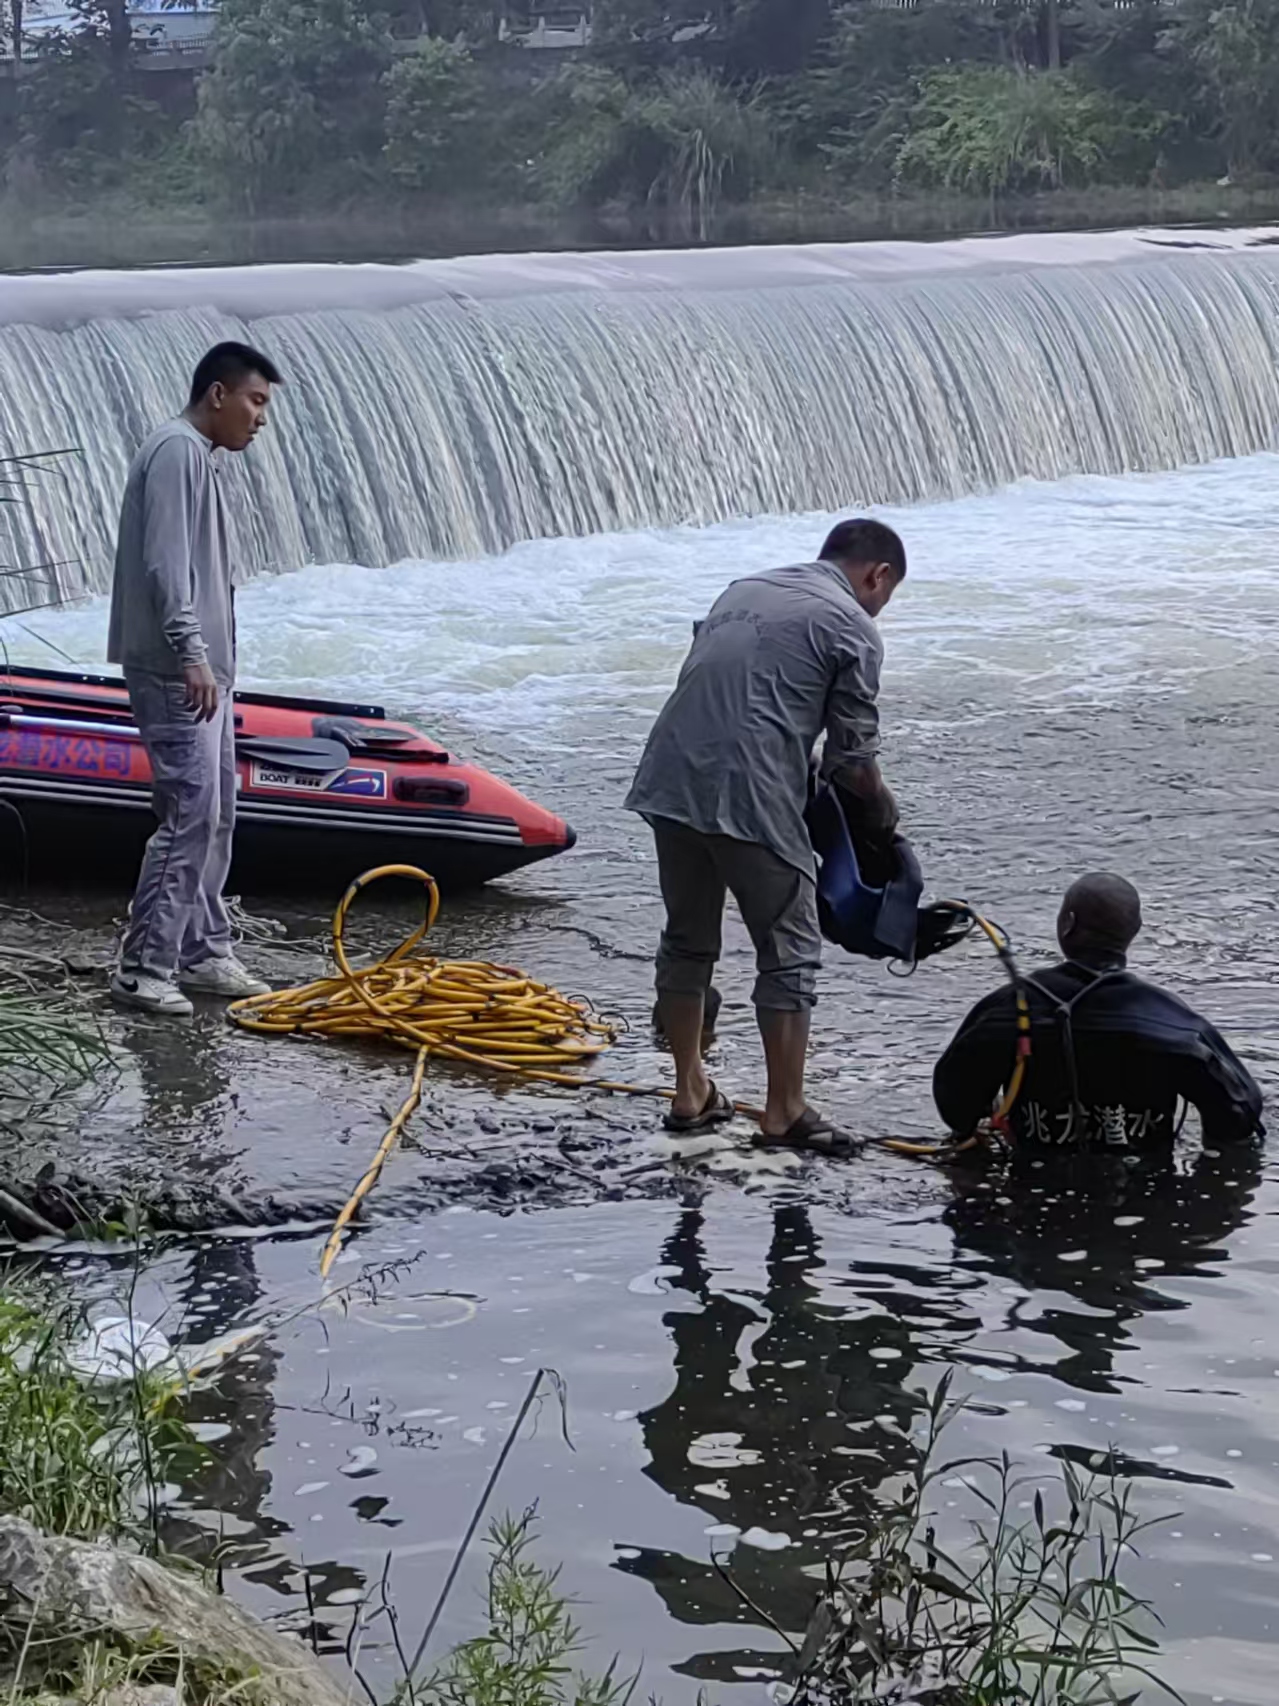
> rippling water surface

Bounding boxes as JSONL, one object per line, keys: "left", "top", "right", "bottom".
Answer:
{"left": 10, "top": 452, "right": 1279, "bottom": 1703}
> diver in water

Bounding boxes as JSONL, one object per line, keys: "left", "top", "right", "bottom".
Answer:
{"left": 933, "top": 873, "right": 1264, "bottom": 1154}
{"left": 626, "top": 519, "right": 907, "bottom": 1154}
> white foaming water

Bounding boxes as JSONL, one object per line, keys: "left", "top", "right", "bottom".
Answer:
{"left": 16, "top": 451, "right": 1279, "bottom": 758}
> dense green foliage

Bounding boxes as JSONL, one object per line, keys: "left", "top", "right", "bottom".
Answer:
{"left": 384, "top": 37, "right": 486, "bottom": 188}
{"left": 189, "top": 0, "right": 393, "bottom": 209}
{"left": 4, "top": 0, "right": 1279, "bottom": 237}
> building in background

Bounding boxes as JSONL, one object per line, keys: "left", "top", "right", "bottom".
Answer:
{"left": 5, "top": 0, "right": 590, "bottom": 64}
{"left": 499, "top": 5, "right": 592, "bottom": 47}
{"left": 4, "top": 0, "right": 218, "bottom": 62}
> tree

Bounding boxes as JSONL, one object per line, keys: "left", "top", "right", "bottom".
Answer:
{"left": 10, "top": 0, "right": 165, "bottom": 188}
{"left": 1044, "top": 0, "right": 1061, "bottom": 68}
{"left": 895, "top": 63, "right": 1158, "bottom": 199}
{"left": 1068, "top": 0, "right": 1169, "bottom": 102}
{"left": 722, "top": 0, "right": 833, "bottom": 76}
{"left": 783, "top": 1, "right": 1007, "bottom": 189}
{"left": 636, "top": 66, "right": 773, "bottom": 236}
{"left": 538, "top": 64, "right": 774, "bottom": 239}
{"left": 102, "top": 0, "right": 129, "bottom": 74}
{"left": 1162, "top": 0, "right": 1279, "bottom": 178}
{"left": 589, "top": 0, "right": 730, "bottom": 50}
{"left": 383, "top": 37, "right": 483, "bottom": 190}
{"left": 192, "top": 0, "right": 393, "bottom": 211}
{"left": 369, "top": 0, "right": 495, "bottom": 44}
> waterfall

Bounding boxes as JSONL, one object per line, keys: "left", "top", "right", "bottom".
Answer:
{"left": 2, "top": 232, "right": 1279, "bottom": 609}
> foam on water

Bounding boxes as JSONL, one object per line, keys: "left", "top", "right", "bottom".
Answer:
{"left": 15, "top": 451, "right": 1279, "bottom": 754}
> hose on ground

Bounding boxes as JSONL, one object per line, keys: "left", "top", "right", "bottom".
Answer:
{"left": 230, "top": 864, "right": 636, "bottom": 1276}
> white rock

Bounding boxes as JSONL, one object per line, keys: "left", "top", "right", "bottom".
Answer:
{"left": 67, "top": 1316, "right": 176, "bottom": 1381}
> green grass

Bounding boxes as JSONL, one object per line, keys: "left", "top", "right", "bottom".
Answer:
{"left": 4, "top": 1632, "right": 278, "bottom": 1704}
{"left": 792, "top": 1371, "right": 1178, "bottom": 1705}
{"left": 0, "top": 1284, "right": 242, "bottom": 1702}
{"left": 0, "top": 1289, "right": 201, "bottom": 1547}
{"left": 0, "top": 985, "right": 113, "bottom": 1103}
{"left": 392, "top": 1512, "right": 636, "bottom": 1706}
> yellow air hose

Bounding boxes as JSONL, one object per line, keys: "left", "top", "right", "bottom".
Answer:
{"left": 877, "top": 907, "right": 1031, "bottom": 1160}
{"left": 230, "top": 864, "right": 636, "bottom": 1275}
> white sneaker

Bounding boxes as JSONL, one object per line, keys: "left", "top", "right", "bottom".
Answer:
{"left": 178, "top": 955, "right": 271, "bottom": 999}
{"left": 110, "top": 970, "right": 194, "bottom": 1018}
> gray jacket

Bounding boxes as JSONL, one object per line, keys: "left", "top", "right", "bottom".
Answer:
{"left": 107, "top": 418, "right": 235, "bottom": 686}
{"left": 625, "top": 559, "right": 884, "bottom": 876}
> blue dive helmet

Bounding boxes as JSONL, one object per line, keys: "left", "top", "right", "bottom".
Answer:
{"left": 805, "top": 780, "right": 925, "bottom": 963}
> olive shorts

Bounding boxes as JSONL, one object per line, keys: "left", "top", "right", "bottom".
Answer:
{"left": 649, "top": 816, "right": 821, "bottom": 1012}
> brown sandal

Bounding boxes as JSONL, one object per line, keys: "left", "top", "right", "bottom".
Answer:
{"left": 758, "top": 1107, "right": 862, "bottom": 1157}
{"left": 664, "top": 1082, "right": 735, "bottom": 1134}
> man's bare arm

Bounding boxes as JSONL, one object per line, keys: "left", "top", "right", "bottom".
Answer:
{"left": 830, "top": 756, "right": 898, "bottom": 836}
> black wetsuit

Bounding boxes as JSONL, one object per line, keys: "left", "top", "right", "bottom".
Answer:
{"left": 933, "top": 959, "right": 1264, "bottom": 1153}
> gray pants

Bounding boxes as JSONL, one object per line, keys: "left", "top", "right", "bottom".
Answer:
{"left": 119, "top": 670, "right": 236, "bottom": 980}
{"left": 650, "top": 817, "right": 821, "bottom": 1012}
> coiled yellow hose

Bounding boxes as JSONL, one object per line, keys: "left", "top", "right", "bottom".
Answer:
{"left": 230, "top": 864, "right": 626, "bottom": 1275}
{"left": 231, "top": 863, "right": 619, "bottom": 1078}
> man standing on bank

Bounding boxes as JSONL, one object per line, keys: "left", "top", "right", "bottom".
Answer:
{"left": 107, "top": 341, "right": 281, "bottom": 1017}
{"left": 626, "top": 519, "right": 907, "bottom": 1154}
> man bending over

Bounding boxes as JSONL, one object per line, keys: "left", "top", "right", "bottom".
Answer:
{"left": 626, "top": 519, "right": 907, "bottom": 1154}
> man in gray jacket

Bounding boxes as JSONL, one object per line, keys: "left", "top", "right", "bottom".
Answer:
{"left": 626, "top": 519, "right": 906, "bottom": 1154}
{"left": 107, "top": 341, "right": 281, "bottom": 1016}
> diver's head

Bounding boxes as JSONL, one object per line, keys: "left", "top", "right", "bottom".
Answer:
{"left": 820, "top": 518, "right": 906, "bottom": 619}
{"left": 1057, "top": 874, "right": 1143, "bottom": 969}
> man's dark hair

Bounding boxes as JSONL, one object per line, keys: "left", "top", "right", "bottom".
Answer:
{"left": 1059, "top": 873, "right": 1143, "bottom": 957}
{"left": 820, "top": 519, "right": 907, "bottom": 580}
{"left": 189, "top": 342, "right": 283, "bottom": 407}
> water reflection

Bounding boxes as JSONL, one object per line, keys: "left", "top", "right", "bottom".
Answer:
{"left": 166, "top": 1238, "right": 371, "bottom": 1647}
{"left": 163, "top": 1241, "right": 287, "bottom": 1573}
{"left": 621, "top": 1205, "right": 922, "bottom": 1683}
{"left": 617, "top": 1142, "right": 1263, "bottom": 1684}
{"left": 946, "top": 1146, "right": 1264, "bottom": 1397}
{"left": 114, "top": 1005, "right": 238, "bottom": 1184}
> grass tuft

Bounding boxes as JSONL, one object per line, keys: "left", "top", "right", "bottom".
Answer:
{"left": 0, "top": 983, "right": 114, "bottom": 1106}
{"left": 394, "top": 1510, "right": 636, "bottom": 1706}
{"left": 791, "top": 1369, "right": 1179, "bottom": 1705}
{"left": 0, "top": 1289, "right": 202, "bottom": 1547}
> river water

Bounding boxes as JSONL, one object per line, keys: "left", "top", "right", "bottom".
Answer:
{"left": 7, "top": 449, "right": 1279, "bottom": 1702}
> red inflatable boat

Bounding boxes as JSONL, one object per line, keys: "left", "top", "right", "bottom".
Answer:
{"left": 0, "top": 666, "right": 574, "bottom": 889}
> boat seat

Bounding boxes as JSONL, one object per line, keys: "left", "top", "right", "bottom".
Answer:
{"left": 238, "top": 735, "right": 350, "bottom": 775}
{"left": 313, "top": 716, "right": 414, "bottom": 750}
{"left": 312, "top": 715, "right": 450, "bottom": 762}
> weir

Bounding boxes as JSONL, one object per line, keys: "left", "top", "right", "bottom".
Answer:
{"left": 1, "top": 228, "right": 1278, "bottom": 608}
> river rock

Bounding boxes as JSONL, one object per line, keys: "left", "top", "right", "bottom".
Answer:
{"left": 0, "top": 1518, "right": 351, "bottom": 1706}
